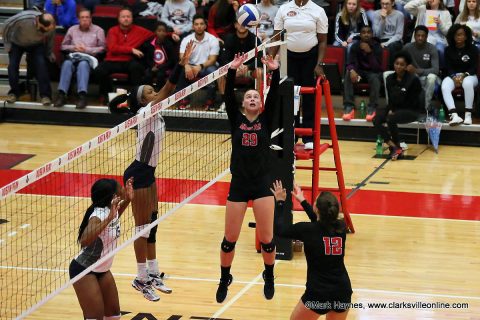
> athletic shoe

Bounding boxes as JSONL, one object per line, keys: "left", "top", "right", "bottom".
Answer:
{"left": 262, "top": 270, "right": 275, "bottom": 300}
{"left": 204, "top": 99, "right": 216, "bottom": 111}
{"left": 217, "top": 102, "right": 226, "bottom": 113}
{"left": 216, "top": 274, "right": 233, "bottom": 303}
{"left": 342, "top": 105, "right": 354, "bottom": 121}
{"left": 304, "top": 142, "right": 314, "bottom": 150}
{"left": 6, "top": 93, "right": 17, "bottom": 104}
{"left": 464, "top": 112, "right": 472, "bottom": 125}
{"left": 448, "top": 113, "right": 463, "bottom": 126}
{"left": 41, "top": 96, "right": 52, "bottom": 107}
{"left": 399, "top": 142, "right": 408, "bottom": 150}
{"left": 389, "top": 146, "right": 403, "bottom": 161}
{"left": 365, "top": 107, "right": 376, "bottom": 122}
{"left": 132, "top": 278, "right": 160, "bottom": 302}
{"left": 149, "top": 272, "right": 172, "bottom": 294}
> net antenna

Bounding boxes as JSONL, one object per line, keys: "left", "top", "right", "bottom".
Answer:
{"left": 0, "top": 34, "right": 287, "bottom": 320}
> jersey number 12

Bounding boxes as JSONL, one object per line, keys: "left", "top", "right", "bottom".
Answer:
{"left": 322, "top": 236, "right": 343, "bottom": 255}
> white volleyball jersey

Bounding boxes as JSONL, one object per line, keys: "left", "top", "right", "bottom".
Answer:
{"left": 135, "top": 102, "right": 166, "bottom": 168}
{"left": 75, "top": 207, "right": 120, "bottom": 273}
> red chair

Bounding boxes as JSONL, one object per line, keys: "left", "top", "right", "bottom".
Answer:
{"left": 92, "top": 5, "right": 122, "bottom": 17}
{"left": 324, "top": 46, "right": 346, "bottom": 94}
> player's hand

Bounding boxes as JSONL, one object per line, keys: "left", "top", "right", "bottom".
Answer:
{"left": 185, "top": 65, "right": 195, "bottom": 80}
{"left": 291, "top": 183, "right": 305, "bottom": 203}
{"left": 261, "top": 54, "right": 279, "bottom": 71}
{"left": 230, "top": 52, "right": 248, "bottom": 70}
{"left": 172, "top": 33, "right": 180, "bottom": 42}
{"left": 124, "top": 177, "right": 134, "bottom": 202}
{"left": 270, "top": 180, "right": 287, "bottom": 201}
{"left": 132, "top": 48, "right": 144, "bottom": 58}
{"left": 180, "top": 40, "right": 195, "bottom": 66}
{"left": 109, "top": 195, "right": 121, "bottom": 220}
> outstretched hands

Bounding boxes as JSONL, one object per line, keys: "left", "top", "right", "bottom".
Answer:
{"left": 270, "top": 180, "right": 287, "bottom": 201}
{"left": 230, "top": 52, "right": 249, "bottom": 70}
{"left": 124, "top": 177, "right": 134, "bottom": 202}
{"left": 261, "top": 55, "right": 279, "bottom": 71}
{"left": 180, "top": 40, "right": 196, "bottom": 66}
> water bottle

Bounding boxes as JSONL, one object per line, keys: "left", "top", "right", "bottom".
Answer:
{"left": 376, "top": 135, "right": 383, "bottom": 156}
{"left": 359, "top": 100, "right": 366, "bottom": 119}
{"left": 438, "top": 106, "right": 445, "bottom": 123}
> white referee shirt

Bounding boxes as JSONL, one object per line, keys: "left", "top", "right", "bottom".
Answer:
{"left": 136, "top": 102, "right": 165, "bottom": 168}
{"left": 274, "top": 0, "right": 328, "bottom": 53}
{"left": 180, "top": 31, "right": 220, "bottom": 65}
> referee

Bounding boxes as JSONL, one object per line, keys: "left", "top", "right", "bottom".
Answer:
{"left": 270, "top": 0, "right": 328, "bottom": 150}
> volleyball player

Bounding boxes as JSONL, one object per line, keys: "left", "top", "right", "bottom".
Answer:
{"left": 216, "top": 53, "right": 279, "bottom": 303}
{"left": 109, "top": 40, "right": 195, "bottom": 301}
{"left": 69, "top": 177, "right": 134, "bottom": 320}
{"left": 271, "top": 180, "right": 352, "bottom": 320}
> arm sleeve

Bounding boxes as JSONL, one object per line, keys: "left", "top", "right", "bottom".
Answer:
{"left": 467, "top": 48, "right": 478, "bottom": 75}
{"left": 207, "top": 7, "right": 220, "bottom": 38}
{"left": 225, "top": 68, "right": 239, "bottom": 125}
{"left": 60, "top": 28, "right": 74, "bottom": 52}
{"left": 418, "top": 45, "right": 439, "bottom": 76}
{"left": 274, "top": 201, "right": 306, "bottom": 240}
{"left": 264, "top": 68, "right": 280, "bottom": 130}
{"left": 180, "top": 4, "right": 195, "bottom": 34}
{"left": 300, "top": 200, "right": 317, "bottom": 222}
{"left": 346, "top": 42, "right": 359, "bottom": 72}
{"left": 384, "top": 14, "right": 403, "bottom": 46}
{"left": 2, "top": 18, "right": 13, "bottom": 52}
{"left": 439, "top": 11, "right": 452, "bottom": 36}
{"left": 334, "top": 13, "right": 344, "bottom": 44}
{"left": 58, "top": 0, "right": 78, "bottom": 28}
{"left": 404, "top": 0, "right": 426, "bottom": 16}
{"left": 445, "top": 47, "right": 455, "bottom": 76}
{"left": 371, "top": 11, "right": 384, "bottom": 38}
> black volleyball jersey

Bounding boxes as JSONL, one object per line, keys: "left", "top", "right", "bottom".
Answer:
{"left": 275, "top": 200, "right": 352, "bottom": 296}
{"left": 225, "top": 68, "right": 280, "bottom": 179}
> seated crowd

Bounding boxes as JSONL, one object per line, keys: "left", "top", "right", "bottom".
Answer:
{"left": 2, "top": 0, "right": 479, "bottom": 127}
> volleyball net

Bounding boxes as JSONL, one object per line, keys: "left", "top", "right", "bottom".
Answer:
{"left": 0, "top": 38, "right": 289, "bottom": 319}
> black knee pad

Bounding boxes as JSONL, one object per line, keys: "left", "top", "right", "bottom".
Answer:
{"left": 147, "top": 211, "right": 158, "bottom": 244}
{"left": 261, "top": 240, "right": 276, "bottom": 253}
{"left": 221, "top": 237, "right": 236, "bottom": 253}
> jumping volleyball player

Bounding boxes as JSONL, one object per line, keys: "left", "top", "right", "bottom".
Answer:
{"left": 271, "top": 180, "right": 352, "bottom": 320}
{"left": 69, "top": 177, "right": 134, "bottom": 320}
{"left": 216, "top": 53, "right": 280, "bottom": 303}
{"left": 109, "top": 40, "right": 195, "bottom": 301}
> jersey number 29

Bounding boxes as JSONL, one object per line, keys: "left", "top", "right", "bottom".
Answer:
{"left": 242, "top": 133, "right": 258, "bottom": 146}
{"left": 322, "top": 236, "right": 343, "bottom": 255}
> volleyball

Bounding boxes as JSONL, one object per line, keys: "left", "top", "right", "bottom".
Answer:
{"left": 236, "top": 4, "right": 260, "bottom": 27}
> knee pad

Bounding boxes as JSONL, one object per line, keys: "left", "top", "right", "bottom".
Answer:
{"left": 147, "top": 211, "right": 158, "bottom": 244}
{"left": 104, "top": 315, "right": 121, "bottom": 320}
{"left": 135, "top": 224, "right": 150, "bottom": 239}
{"left": 261, "top": 240, "right": 276, "bottom": 253}
{"left": 221, "top": 237, "right": 236, "bottom": 253}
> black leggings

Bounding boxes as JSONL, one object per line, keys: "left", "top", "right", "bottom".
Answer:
{"left": 373, "top": 108, "right": 419, "bottom": 145}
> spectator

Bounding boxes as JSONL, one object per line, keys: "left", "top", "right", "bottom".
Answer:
{"left": 253, "top": 0, "right": 279, "bottom": 41}
{"left": 95, "top": 8, "right": 153, "bottom": 103}
{"left": 44, "top": 0, "right": 79, "bottom": 29}
{"left": 405, "top": 0, "right": 452, "bottom": 67}
{"left": 455, "top": 0, "right": 480, "bottom": 48}
{"left": 3, "top": 11, "right": 56, "bottom": 106}
{"left": 141, "top": 21, "right": 178, "bottom": 90}
{"left": 160, "top": 0, "right": 196, "bottom": 42}
{"left": 342, "top": 25, "right": 383, "bottom": 121}
{"left": 207, "top": 0, "right": 238, "bottom": 44}
{"left": 441, "top": 24, "right": 478, "bottom": 125}
{"left": 176, "top": 14, "right": 220, "bottom": 110}
{"left": 334, "top": 0, "right": 369, "bottom": 57}
{"left": 402, "top": 25, "right": 440, "bottom": 112}
{"left": 217, "top": 20, "right": 263, "bottom": 112}
{"left": 54, "top": 9, "right": 105, "bottom": 109}
{"left": 374, "top": 51, "right": 424, "bottom": 160}
{"left": 372, "top": 0, "right": 404, "bottom": 67}
{"left": 271, "top": 0, "right": 329, "bottom": 150}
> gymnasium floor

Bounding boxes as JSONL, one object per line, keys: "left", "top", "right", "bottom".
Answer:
{"left": 0, "top": 123, "right": 479, "bottom": 320}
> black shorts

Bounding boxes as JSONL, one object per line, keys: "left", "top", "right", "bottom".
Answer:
{"left": 69, "top": 259, "right": 107, "bottom": 280}
{"left": 301, "top": 289, "right": 352, "bottom": 315}
{"left": 227, "top": 174, "right": 272, "bottom": 202}
{"left": 123, "top": 160, "right": 156, "bottom": 189}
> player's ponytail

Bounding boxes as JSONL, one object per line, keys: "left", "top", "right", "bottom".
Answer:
{"left": 315, "top": 192, "right": 344, "bottom": 233}
{"left": 77, "top": 179, "right": 118, "bottom": 244}
{"left": 108, "top": 85, "right": 145, "bottom": 115}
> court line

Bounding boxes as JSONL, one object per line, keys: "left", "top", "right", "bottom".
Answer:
{"left": 347, "top": 158, "right": 390, "bottom": 200}
{"left": 350, "top": 213, "right": 480, "bottom": 223}
{"left": 2, "top": 265, "right": 479, "bottom": 301}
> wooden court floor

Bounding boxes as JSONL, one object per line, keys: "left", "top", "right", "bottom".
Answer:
{"left": 0, "top": 123, "right": 479, "bottom": 320}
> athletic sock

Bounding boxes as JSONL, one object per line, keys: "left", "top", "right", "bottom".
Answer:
{"left": 220, "top": 266, "right": 231, "bottom": 280}
{"left": 147, "top": 259, "right": 159, "bottom": 275}
{"left": 264, "top": 263, "right": 274, "bottom": 279}
{"left": 137, "top": 262, "right": 148, "bottom": 281}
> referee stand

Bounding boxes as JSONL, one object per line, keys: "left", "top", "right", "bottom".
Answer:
{"left": 294, "top": 78, "right": 355, "bottom": 233}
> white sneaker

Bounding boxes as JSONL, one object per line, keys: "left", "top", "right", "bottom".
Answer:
{"left": 149, "top": 272, "right": 172, "bottom": 294}
{"left": 464, "top": 112, "right": 472, "bottom": 125}
{"left": 448, "top": 113, "right": 463, "bottom": 126}
{"left": 304, "top": 142, "right": 314, "bottom": 150}
{"left": 399, "top": 142, "right": 408, "bottom": 150}
{"left": 217, "top": 102, "right": 226, "bottom": 113}
{"left": 132, "top": 278, "right": 160, "bottom": 301}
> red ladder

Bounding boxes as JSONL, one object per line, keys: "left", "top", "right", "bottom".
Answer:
{"left": 294, "top": 78, "right": 355, "bottom": 233}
